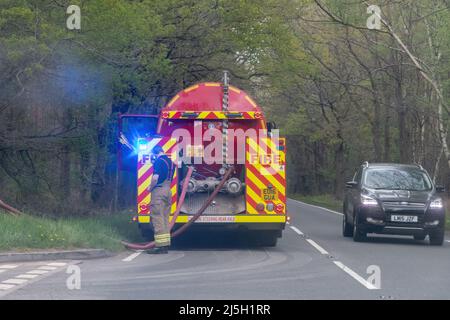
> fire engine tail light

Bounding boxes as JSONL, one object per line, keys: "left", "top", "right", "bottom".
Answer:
{"left": 275, "top": 203, "right": 284, "bottom": 213}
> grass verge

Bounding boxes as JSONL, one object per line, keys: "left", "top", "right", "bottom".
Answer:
{"left": 0, "top": 211, "right": 142, "bottom": 252}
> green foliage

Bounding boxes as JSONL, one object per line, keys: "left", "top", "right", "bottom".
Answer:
{"left": 1, "top": 0, "right": 450, "bottom": 213}
{"left": 0, "top": 211, "right": 141, "bottom": 251}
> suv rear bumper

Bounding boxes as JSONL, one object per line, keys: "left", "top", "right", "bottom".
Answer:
{"left": 357, "top": 206, "right": 445, "bottom": 235}
{"left": 369, "top": 225, "right": 439, "bottom": 236}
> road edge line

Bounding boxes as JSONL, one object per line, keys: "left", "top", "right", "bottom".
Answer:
{"left": 305, "top": 239, "right": 329, "bottom": 255}
{"left": 289, "top": 225, "right": 304, "bottom": 236}
{"left": 333, "top": 261, "right": 378, "bottom": 290}
{"left": 122, "top": 251, "right": 143, "bottom": 262}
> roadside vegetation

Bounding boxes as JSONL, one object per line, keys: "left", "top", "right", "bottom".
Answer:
{"left": 0, "top": 211, "right": 141, "bottom": 252}
{"left": 2, "top": 1, "right": 450, "bottom": 217}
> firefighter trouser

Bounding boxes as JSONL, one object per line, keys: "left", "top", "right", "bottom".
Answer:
{"left": 150, "top": 180, "right": 172, "bottom": 247}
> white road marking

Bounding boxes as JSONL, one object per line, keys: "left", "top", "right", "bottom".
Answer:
{"left": 334, "top": 261, "right": 378, "bottom": 290}
{"left": 0, "top": 261, "right": 75, "bottom": 298}
{"left": 16, "top": 274, "right": 39, "bottom": 279}
{"left": 0, "top": 264, "right": 18, "bottom": 269}
{"left": 122, "top": 251, "right": 144, "bottom": 262}
{"left": 0, "top": 284, "right": 15, "bottom": 290}
{"left": 26, "top": 270, "right": 49, "bottom": 275}
{"left": 47, "top": 262, "right": 67, "bottom": 267}
{"left": 289, "top": 225, "right": 304, "bottom": 236}
{"left": 290, "top": 199, "right": 343, "bottom": 216}
{"left": 289, "top": 200, "right": 380, "bottom": 290}
{"left": 289, "top": 226, "right": 329, "bottom": 255}
{"left": 38, "top": 266, "right": 58, "bottom": 270}
{"left": 2, "top": 278, "right": 28, "bottom": 285}
{"left": 306, "top": 239, "right": 329, "bottom": 255}
{"left": 289, "top": 225, "right": 328, "bottom": 254}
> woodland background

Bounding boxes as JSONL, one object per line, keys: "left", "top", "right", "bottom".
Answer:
{"left": 1, "top": 0, "right": 449, "bottom": 215}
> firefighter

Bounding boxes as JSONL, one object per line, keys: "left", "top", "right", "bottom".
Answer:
{"left": 147, "top": 145, "right": 173, "bottom": 254}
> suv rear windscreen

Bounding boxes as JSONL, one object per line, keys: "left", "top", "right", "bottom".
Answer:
{"left": 363, "top": 168, "right": 432, "bottom": 191}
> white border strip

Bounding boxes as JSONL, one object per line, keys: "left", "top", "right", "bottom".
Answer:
{"left": 289, "top": 225, "right": 304, "bottom": 236}
{"left": 38, "top": 266, "right": 57, "bottom": 271}
{"left": 47, "top": 262, "right": 67, "bottom": 267}
{"left": 0, "top": 265, "right": 18, "bottom": 269}
{"left": 306, "top": 239, "right": 329, "bottom": 255}
{"left": 26, "top": 270, "right": 49, "bottom": 275}
{"left": 122, "top": 251, "right": 143, "bottom": 262}
{"left": 16, "top": 274, "right": 39, "bottom": 279}
{"left": 0, "top": 284, "right": 15, "bottom": 290}
{"left": 334, "top": 261, "right": 378, "bottom": 290}
{"left": 2, "top": 278, "right": 28, "bottom": 285}
{"left": 289, "top": 225, "right": 329, "bottom": 255}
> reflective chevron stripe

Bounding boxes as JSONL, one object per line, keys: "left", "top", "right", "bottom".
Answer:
{"left": 245, "top": 137, "right": 286, "bottom": 215}
{"left": 137, "top": 137, "right": 178, "bottom": 220}
{"left": 161, "top": 111, "right": 261, "bottom": 119}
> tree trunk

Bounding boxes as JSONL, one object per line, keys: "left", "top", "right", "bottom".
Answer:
{"left": 334, "top": 140, "right": 345, "bottom": 199}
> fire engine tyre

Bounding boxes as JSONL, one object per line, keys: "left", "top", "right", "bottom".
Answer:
{"left": 429, "top": 229, "right": 444, "bottom": 246}
{"left": 250, "top": 231, "right": 278, "bottom": 247}
{"left": 342, "top": 213, "right": 353, "bottom": 237}
{"left": 352, "top": 214, "right": 367, "bottom": 242}
{"left": 139, "top": 226, "right": 154, "bottom": 241}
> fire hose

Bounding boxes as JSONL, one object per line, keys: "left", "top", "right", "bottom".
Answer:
{"left": 122, "top": 166, "right": 234, "bottom": 250}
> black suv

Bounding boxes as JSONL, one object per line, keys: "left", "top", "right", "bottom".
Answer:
{"left": 343, "top": 162, "right": 446, "bottom": 245}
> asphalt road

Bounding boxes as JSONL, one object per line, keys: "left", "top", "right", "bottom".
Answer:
{"left": 1, "top": 199, "right": 450, "bottom": 300}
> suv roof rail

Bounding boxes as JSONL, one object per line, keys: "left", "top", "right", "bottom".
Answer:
{"left": 362, "top": 161, "right": 369, "bottom": 168}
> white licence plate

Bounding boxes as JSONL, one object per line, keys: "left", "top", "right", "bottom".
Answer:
{"left": 390, "top": 215, "right": 418, "bottom": 223}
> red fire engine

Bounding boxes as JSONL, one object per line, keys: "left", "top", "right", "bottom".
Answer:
{"left": 119, "top": 73, "right": 287, "bottom": 246}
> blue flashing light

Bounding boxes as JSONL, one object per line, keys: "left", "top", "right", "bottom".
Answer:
{"left": 138, "top": 138, "right": 148, "bottom": 151}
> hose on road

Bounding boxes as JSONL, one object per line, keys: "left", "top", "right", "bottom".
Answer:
{"left": 122, "top": 166, "right": 234, "bottom": 250}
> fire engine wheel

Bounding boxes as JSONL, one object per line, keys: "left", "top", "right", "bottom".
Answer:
{"left": 249, "top": 231, "right": 278, "bottom": 247}
{"left": 139, "top": 226, "right": 154, "bottom": 241}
